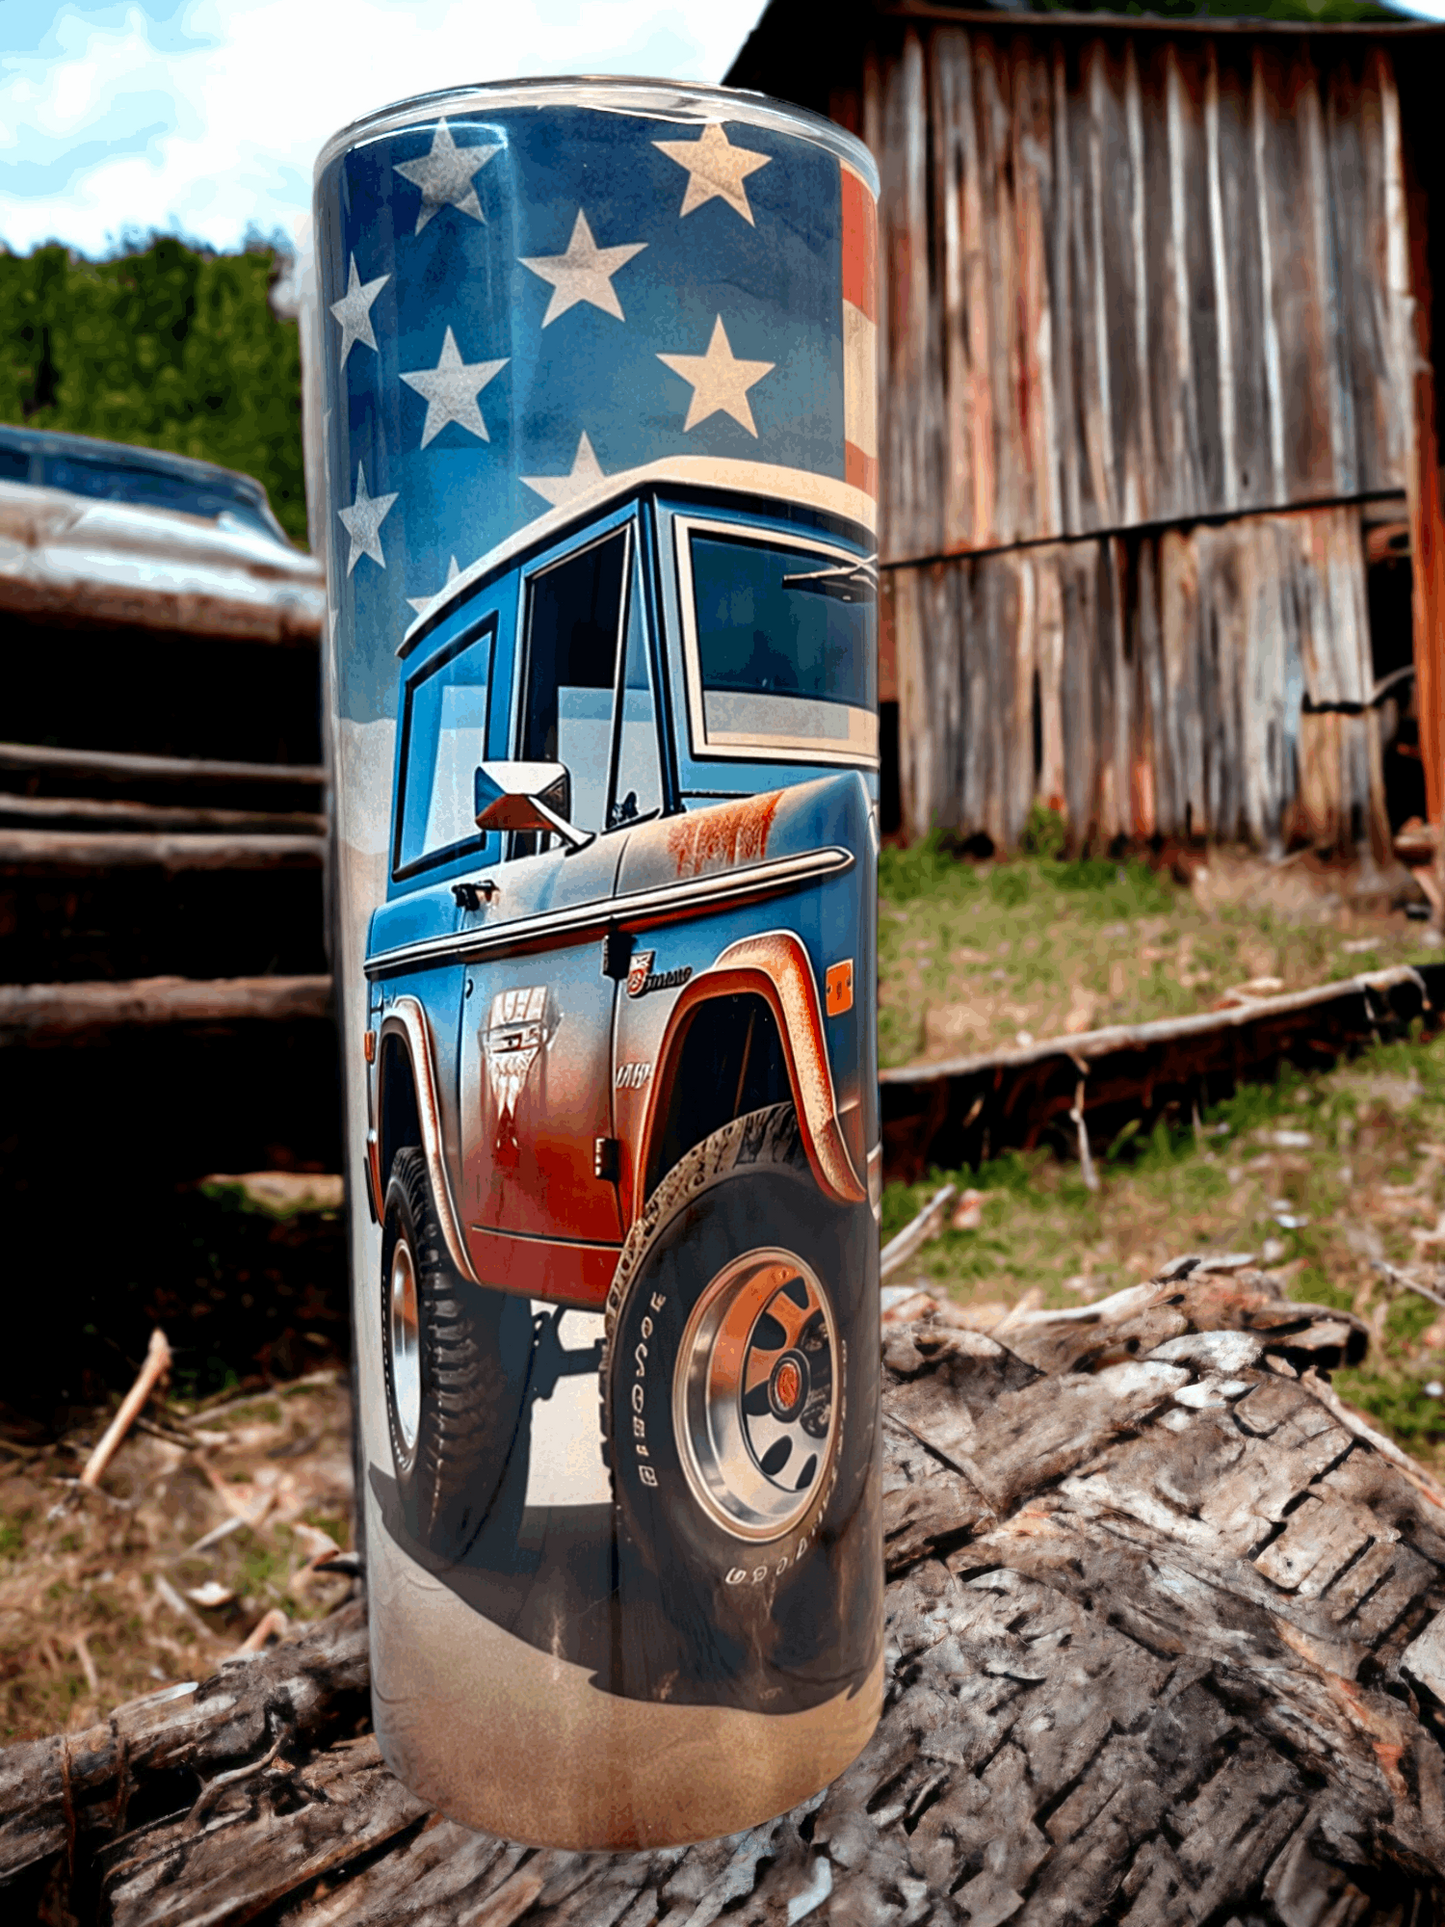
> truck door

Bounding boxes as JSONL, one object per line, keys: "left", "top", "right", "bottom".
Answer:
{"left": 455, "top": 513, "right": 664, "bottom": 1302}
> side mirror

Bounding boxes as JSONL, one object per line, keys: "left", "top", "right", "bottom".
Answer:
{"left": 473, "top": 761, "right": 592, "bottom": 851}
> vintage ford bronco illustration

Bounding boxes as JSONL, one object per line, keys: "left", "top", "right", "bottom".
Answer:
{"left": 360, "top": 478, "right": 880, "bottom": 1698}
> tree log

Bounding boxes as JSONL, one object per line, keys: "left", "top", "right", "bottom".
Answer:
{"left": 7, "top": 1265, "right": 1445, "bottom": 1925}
{"left": 0, "top": 742, "right": 326, "bottom": 791}
{"left": 0, "top": 793, "right": 327, "bottom": 835}
{"left": 0, "top": 830, "right": 325, "bottom": 874}
{"left": 881, "top": 965, "right": 1442, "bottom": 1180}
{"left": 0, "top": 976, "right": 334, "bottom": 1043}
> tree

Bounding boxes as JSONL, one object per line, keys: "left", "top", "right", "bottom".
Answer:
{"left": 0, "top": 236, "right": 308, "bottom": 546}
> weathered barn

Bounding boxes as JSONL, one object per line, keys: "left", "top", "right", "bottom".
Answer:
{"left": 728, "top": 3, "right": 1445, "bottom": 858}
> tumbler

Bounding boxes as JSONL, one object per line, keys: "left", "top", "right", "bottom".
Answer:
{"left": 313, "top": 75, "right": 883, "bottom": 1850}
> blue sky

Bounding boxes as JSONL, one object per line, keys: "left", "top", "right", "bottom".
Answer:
{"left": 0, "top": 0, "right": 768, "bottom": 257}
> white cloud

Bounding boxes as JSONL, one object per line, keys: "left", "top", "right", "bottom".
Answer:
{"left": 0, "top": 0, "right": 766, "bottom": 256}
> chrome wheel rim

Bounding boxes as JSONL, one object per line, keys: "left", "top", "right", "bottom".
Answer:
{"left": 674, "top": 1248, "right": 839, "bottom": 1543}
{"left": 388, "top": 1238, "right": 421, "bottom": 1457}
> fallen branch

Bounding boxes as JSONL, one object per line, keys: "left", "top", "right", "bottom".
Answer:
{"left": 80, "top": 1328, "right": 172, "bottom": 1488}
{"left": 1374, "top": 1256, "right": 1445, "bottom": 1315}
{"left": 882, "top": 962, "right": 1441, "bottom": 1180}
{"left": 879, "top": 1183, "right": 957, "bottom": 1279}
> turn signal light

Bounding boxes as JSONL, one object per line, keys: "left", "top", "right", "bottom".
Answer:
{"left": 825, "top": 960, "right": 854, "bottom": 1017}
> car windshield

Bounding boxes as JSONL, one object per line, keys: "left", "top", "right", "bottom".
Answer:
{"left": 684, "top": 529, "right": 877, "bottom": 763}
{"left": 0, "top": 438, "right": 287, "bottom": 545}
{"left": 46, "top": 453, "right": 285, "bottom": 542}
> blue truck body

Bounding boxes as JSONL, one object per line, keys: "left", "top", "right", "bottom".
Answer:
{"left": 362, "top": 480, "right": 879, "bottom": 1308}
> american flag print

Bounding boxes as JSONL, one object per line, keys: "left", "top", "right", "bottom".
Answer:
{"left": 313, "top": 86, "right": 880, "bottom": 725}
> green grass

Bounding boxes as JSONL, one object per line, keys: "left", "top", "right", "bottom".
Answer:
{"left": 877, "top": 839, "right": 1439, "bottom": 1068}
{"left": 881, "top": 1033, "right": 1445, "bottom": 1468}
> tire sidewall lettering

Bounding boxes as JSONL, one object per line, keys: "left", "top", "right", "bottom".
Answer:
{"left": 618, "top": 1177, "right": 850, "bottom": 1581}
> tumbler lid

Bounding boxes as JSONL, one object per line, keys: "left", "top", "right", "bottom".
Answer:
{"left": 315, "top": 75, "right": 878, "bottom": 197}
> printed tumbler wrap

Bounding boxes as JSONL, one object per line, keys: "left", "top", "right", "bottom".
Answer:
{"left": 314, "top": 78, "right": 883, "bottom": 1850}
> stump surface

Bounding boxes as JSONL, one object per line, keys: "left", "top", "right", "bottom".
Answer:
{"left": 7, "top": 1265, "right": 1445, "bottom": 1926}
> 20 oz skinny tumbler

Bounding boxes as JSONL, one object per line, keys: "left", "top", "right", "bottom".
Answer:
{"left": 313, "top": 75, "right": 884, "bottom": 1849}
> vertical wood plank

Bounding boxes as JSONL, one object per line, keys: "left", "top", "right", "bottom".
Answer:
{"left": 1388, "top": 53, "right": 1445, "bottom": 827}
{"left": 1010, "top": 554, "right": 1039, "bottom": 844}
{"left": 977, "top": 35, "right": 1016, "bottom": 549}
{"left": 892, "top": 564, "right": 926, "bottom": 842}
{"left": 1122, "top": 41, "right": 1157, "bottom": 528}
{"left": 1165, "top": 47, "right": 1203, "bottom": 517}
{"left": 1014, "top": 41, "right": 1062, "bottom": 541}
{"left": 1299, "top": 60, "right": 1354, "bottom": 496}
{"left": 1083, "top": 39, "right": 1118, "bottom": 530}
{"left": 1205, "top": 45, "right": 1238, "bottom": 515}
{"left": 1051, "top": 40, "right": 1081, "bottom": 536}
{"left": 1252, "top": 47, "right": 1288, "bottom": 506}
{"left": 1260, "top": 47, "right": 1336, "bottom": 501}
{"left": 933, "top": 28, "right": 978, "bottom": 553}
{"left": 1215, "top": 43, "right": 1271, "bottom": 513}
{"left": 1037, "top": 553, "right": 1067, "bottom": 816}
{"left": 1131, "top": 535, "right": 1163, "bottom": 839}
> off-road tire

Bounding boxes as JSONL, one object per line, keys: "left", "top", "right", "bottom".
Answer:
{"left": 381, "top": 1146, "right": 531, "bottom": 1557}
{"left": 603, "top": 1102, "right": 880, "bottom": 1709}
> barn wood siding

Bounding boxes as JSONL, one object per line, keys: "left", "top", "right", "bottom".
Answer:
{"left": 873, "top": 27, "right": 1411, "bottom": 566}
{"left": 890, "top": 504, "right": 1387, "bottom": 856}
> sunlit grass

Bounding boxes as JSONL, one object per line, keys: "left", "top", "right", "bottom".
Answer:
{"left": 882, "top": 1034, "right": 1445, "bottom": 1468}
{"left": 877, "top": 837, "right": 1437, "bottom": 1068}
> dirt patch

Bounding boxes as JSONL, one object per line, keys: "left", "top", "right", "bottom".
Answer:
{"left": 0, "top": 1374, "right": 354, "bottom": 1742}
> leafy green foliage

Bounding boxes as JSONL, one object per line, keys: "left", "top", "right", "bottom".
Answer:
{"left": 0, "top": 236, "right": 308, "bottom": 544}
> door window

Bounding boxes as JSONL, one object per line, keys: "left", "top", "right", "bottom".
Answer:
{"left": 608, "top": 581, "right": 662, "bottom": 827}
{"left": 393, "top": 620, "right": 496, "bottom": 877}
{"left": 513, "top": 523, "right": 663, "bottom": 853}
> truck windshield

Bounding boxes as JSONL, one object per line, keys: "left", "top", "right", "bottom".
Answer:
{"left": 683, "top": 528, "right": 877, "bottom": 764}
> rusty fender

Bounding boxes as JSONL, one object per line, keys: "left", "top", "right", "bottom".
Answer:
{"left": 638, "top": 930, "right": 867, "bottom": 1215}
{"left": 371, "top": 996, "right": 481, "bottom": 1286}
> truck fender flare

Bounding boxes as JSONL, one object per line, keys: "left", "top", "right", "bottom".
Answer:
{"left": 637, "top": 930, "right": 866, "bottom": 1213}
{"left": 374, "top": 997, "right": 481, "bottom": 1286}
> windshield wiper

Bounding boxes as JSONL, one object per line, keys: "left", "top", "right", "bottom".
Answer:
{"left": 779, "top": 557, "right": 878, "bottom": 603}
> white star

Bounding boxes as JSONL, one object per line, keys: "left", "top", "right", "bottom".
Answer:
{"left": 329, "top": 256, "right": 388, "bottom": 369}
{"left": 658, "top": 317, "right": 774, "bottom": 436}
{"left": 408, "top": 555, "right": 461, "bottom": 617}
{"left": 653, "top": 123, "right": 772, "bottom": 226}
{"left": 519, "top": 210, "right": 647, "bottom": 326}
{"left": 337, "top": 464, "right": 398, "bottom": 575}
{"left": 521, "top": 432, "right": 608, "bottom": 506}
{"left": 393, "top": 118, "right": 500, "bottom": 233}
{"left": 400, "top": 328, "right": 508, "bottom": 448}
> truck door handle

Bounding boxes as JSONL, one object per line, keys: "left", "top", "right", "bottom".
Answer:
{"left": 452, "top": 878, "right": 499, "bottom": 910}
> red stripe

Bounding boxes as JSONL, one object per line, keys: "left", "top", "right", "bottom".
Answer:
{"left": 845, "top": 442, "right": 878, "bottom": 498}
{"left": 840, "top": 164, "right": 877, "bottom": 325}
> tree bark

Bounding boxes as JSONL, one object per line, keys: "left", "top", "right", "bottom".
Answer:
{"left": 7, "top": 1264, "right": 1445, "bottom": 1926}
